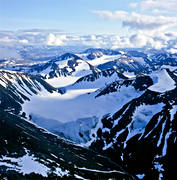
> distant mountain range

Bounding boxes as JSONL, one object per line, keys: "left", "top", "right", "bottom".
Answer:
{"left": 3, "top": 48, "right": 177, "bottom": 77}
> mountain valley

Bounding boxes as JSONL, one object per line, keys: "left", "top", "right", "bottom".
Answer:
{"left": 0, "top": 47, "right": 177, "bottom": 179}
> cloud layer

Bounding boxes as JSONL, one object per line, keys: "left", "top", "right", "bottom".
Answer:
{"left": 1, "top": 30, "right": 177, "bottom": 54}
{"left": 93, "top": 10, "right": 177, "bottom": 32}
{"left": 140, "top": 0, "right": 177, "bottom": 12}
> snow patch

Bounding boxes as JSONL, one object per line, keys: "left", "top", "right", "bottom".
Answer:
{"left": 154, "top": 162, "right": 164, "bottom": 180}
{"left": 123, "top": 71, "right": 136, "bottom": 78}
{"left": 126, "top": 103, "right": 164, "bottom": 143}
{"left": 161, "top": 65, "right": 177, "bottom": 71}
{"left": 136, "top": 174, "right": 145, "bottom": 179}
{"left": 148, "top": 69, "right": 176, "bottom": 93}
{"left": 74, "top": 174, "right": 86, "bottom": 179}
{"left": 54, "top": 167, "right": 69, "bottom": 177}
{"left": 0, "top": 153, "right": 50, "bottom": 177}
{"left": 162, "top": 131, "right": 171, "bottom": 156}
{"left": 78, "top": 167, "right": 125, "bottom": 174}
{"left": 0, "top": 150, "right": 69, "bottom": 177}
{"left": 87, "top": 55, "right": 121, "bottom": 66}
{"left": 170, "top": 105, "right": 177, "bottom": 121}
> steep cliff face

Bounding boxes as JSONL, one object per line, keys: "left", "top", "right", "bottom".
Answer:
{"left": 0, "top": 70, "right": 59, "bottom": 115}
{"left": 90, "top": 69, "right": 177, "bottom": 179}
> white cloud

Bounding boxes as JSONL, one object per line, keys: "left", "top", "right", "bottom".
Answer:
{"left": 93, "top": 10, "right": 128, "bottom": 20}
{"left": 151, "top": 9, "right": 167, "bottom": 14}
{"left": 46, "top": 34, "right": 67, "bottom": 46}
{"left": 140, "top": 0, "right": 177, "bottom": 11}
{"left": 129, "top": 0, "right": 177, "bottom": 14}
{"left": 1, "top": 29, "right": 177, "bottom": 52}
{"left": 46, "top": 33, "right": 56, "bottom": 45}
{"left": 19, "top": 39, "right": 29, "bottom": 44}
{"left": 168, "top": 48, "right": 177, "bottom": 54}
{"left": 90, "top": 35, "right": 96, "bottom": 41}
{"left": 130, "top": 34, "right": 148, "bottom": 47}
{"left": 0, "top": 36, "right": 29, "bottom": 45}
{"left": 129, "top": 2, "right": 138, "bottom": 8}
{"left": 0, "top": 36, "right": 16, "bottom": 43}
{"left": 123, "top": 13, "right": 177, "bottom": 31}
{"left": 93, "top": 10, "right": 177, "bottom": 32}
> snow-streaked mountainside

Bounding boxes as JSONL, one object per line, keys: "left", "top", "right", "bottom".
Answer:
{"left": 0, "top": 109, "right": 133, "bottom": 179}
{"left": 0, "top": 47, "right": 177, "bottom": 179}
{"left": 89, "top": 68, "right": 177, "bottom": 179}
{"left": 0, "top": 70, "right": 61, "bottom": 116}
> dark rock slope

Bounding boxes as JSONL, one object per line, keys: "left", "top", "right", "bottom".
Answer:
{"left": 90, "top": 70, "right": 177, "bottom": 180}
{"left": 0, "top": 70, "right": 60, "bottom": 115}
{"left": 0, "top": 109, "right": 135, "bottom": 179}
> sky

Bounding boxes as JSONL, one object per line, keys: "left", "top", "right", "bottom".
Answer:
{"left": 1, "top": 0, "right": 177, "bottom": 52}
{"left": 1, "top": 0, "right": 177, "bottom": 35}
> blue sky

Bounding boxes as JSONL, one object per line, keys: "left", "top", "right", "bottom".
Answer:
{"left": 0, "top": 0, "right": 177, "bottom": 35}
